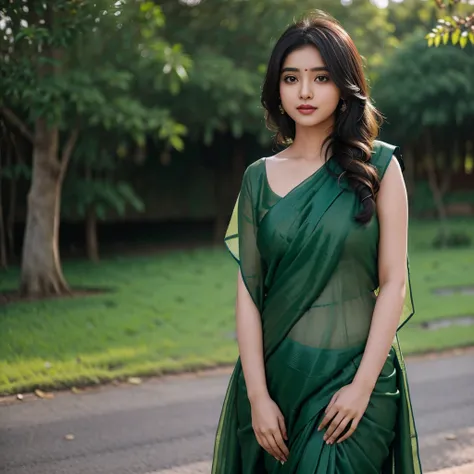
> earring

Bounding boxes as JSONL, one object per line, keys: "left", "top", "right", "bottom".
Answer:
{"left": 340, "top": 100, "right": 347, "bottom": 113}
{"left": 279, "top": 104, "right": 285, "bottom": 115}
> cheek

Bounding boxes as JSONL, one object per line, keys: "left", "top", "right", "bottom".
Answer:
{"left": 329, "top": 85, "right": 342, "bottom": 105}
{"left": 316, "top": 89, "right": 341, "bottom": 115}
{"left": 279, "top": 83, "right": 290, "bottom": 103}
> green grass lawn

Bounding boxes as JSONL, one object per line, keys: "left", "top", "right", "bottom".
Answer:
{"left": 1, "top": 219, "right": 474, "bottom": 395}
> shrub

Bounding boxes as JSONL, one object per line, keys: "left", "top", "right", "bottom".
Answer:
{"left": 432, "top": 231, "right": 472, "bottom": 249}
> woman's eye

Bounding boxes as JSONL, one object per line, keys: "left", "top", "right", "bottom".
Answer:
{"left": 316, "top": 75, "right": 329, "bottom": 83}
{"left": 283, "top": 75, "right": 297, "bottom": 83}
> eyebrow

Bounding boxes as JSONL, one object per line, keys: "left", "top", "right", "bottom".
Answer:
{"left": 281, "top": 66, "right": 328, "bottom": 73}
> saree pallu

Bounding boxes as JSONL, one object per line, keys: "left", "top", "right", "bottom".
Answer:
{"left": 213, "top": 141, "right": 422, "bottom": 474}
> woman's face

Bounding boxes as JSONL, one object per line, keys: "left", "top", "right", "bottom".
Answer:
{"left": 279, "top": 45, "right": 341, "bottom": 130}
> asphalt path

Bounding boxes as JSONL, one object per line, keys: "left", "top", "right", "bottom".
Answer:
{"left": 1, "top": 350, "right": 474, "bottom": 474}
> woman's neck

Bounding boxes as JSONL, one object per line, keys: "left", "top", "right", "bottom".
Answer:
{"left": 288, "top": 121, "right": 334, "bottom": 163}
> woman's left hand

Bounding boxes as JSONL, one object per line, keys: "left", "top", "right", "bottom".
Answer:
{"left": 318, "top": 382, "right": 372, "bottom": 445}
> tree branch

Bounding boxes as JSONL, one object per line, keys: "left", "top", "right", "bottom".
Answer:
{"left": 59, "top": 126, "right": 80, "bottom": 182}
{"left": 0, "top": 107, "right": 34, "bottom": 143}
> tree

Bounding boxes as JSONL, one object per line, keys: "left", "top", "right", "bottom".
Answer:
{"left": 0, "top": 1, "right": 189, "bottom": 295}
{"left": 62, "top": 131, "right": 145, "bottom": 262}
{"left": 373, "top": 34, "right": 474, "bottom": 241}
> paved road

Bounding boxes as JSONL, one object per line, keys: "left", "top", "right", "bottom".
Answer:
{"left": 1, "top": 351, "right": 474, "bottom": 474}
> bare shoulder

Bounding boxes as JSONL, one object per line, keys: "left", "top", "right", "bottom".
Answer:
{"left": 379, "top": 155, "right": 405, "bottom": 191}
{"left": 384, "top": 155, "right": 403, "bottom": 178}
{"left": 377, "top": 155, "right": 408, "bottom": 213}
{"left": 262, "top": 152, "right": 287, "bottom": 164}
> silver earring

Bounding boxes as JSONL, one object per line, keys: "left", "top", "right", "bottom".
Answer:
{"left": 340, "top": 101, "right": 347, "bottom": 113}
{"left": 279, "top": 104, "right": 285, "bottom": 115}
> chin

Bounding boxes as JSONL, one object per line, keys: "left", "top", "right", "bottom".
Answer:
{"left": 293, "top": 116, "right": 333, "bottom": 128}
{"left": 289, "top": 110, "right": 335, "bottom": 129}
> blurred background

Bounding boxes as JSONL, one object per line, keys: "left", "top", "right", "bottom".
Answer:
{"left": 0, "top": 0, "right": 473, "bottom": 398}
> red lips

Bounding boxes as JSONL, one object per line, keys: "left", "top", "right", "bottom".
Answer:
{"left": 296, "top": 104, "right": 317, "bottom": 115}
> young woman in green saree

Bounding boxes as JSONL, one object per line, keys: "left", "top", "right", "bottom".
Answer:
{"left": 212, "top": 12, "right": 422, "bottom": 474}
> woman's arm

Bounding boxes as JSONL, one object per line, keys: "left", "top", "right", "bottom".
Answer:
{"left": 352, "top": 156, "right": 408, "bottom": 391}
{"left": 236, "top": 268, "right": 268, "bottom": 402}
{"left": 236, "top": 269, "right": 289, "bottom": 463}
{"left": 318, "top": 156, "right": 408, "bottom": 444}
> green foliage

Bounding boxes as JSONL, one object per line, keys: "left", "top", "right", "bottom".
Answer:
{"left": 62, "top": 132, "right": 145, "bottom": 220}
{"left": 159, "top": 0, "right": 395, "bottom": 145}
{"left": 446, "top": 189, "right": 474, "bottom": 205}
{"left": 410, "top": 181, "right": 437, "bottom": 215}
{"left": 0, "top": 0, "right": 190, "bottom": 147}
{"left": 427, "top": 0, "right": 474, "bottom": 48}
{"left": 1, "top": 0, "right": 193, "bottom": 240}
{"left": 373, "top": 34, "right": 474, "bottom": 138}
{"left": 0, "top": 161, "right": 31, "bottom": 180}
{"left": 62, "top": 178, "right": 144, "bottom": 220}
{"left": 406, "top": 181, "right": 474, "bottom": 217}
{"left": 432, "top": 230, "right": 472, "bottom": 248}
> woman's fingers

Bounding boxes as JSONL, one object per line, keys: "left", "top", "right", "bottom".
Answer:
{"left": 251, "top": 399, "right": 290, "bottom": 463}
{"left": 264, "top": 432, "right": 286, "bottom": 462}
{"left": 256, "top": 433, "right": 274, "bottom": 459}
{"left": 323, "top": 412, "right": 345, "bottom": 441}
{"left": 256, "top": 431, "right": 281, "bottom": 462}
{"left": 325, "top": 391, "right": 339, "bottom": 414}
{"left": 318, "top": 405, "right": 337, "bottom": 431}
{"left": 278, "top": 415, "right": 288, "bottom": 441}
{"left": 337, "top": 418, "right": 360, "bottom": 444}
{"left": 318, "top": 389, "right": 343, "bottom": 431}
{"left": 325, "top": 416, "right": 351, "bottom": 444}
{"left": 272, "top": 430, "right": 289, "bottom": 460}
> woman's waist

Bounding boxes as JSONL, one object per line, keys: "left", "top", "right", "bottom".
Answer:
{"left": 284, "top": 291, "right": 376, "bottom": 351}
{"left": 308, "top": 288, "right": 377, "bottom": 309}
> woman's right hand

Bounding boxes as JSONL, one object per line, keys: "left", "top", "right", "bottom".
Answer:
{"left": 250, "top": 395, "right": 289, "bottom": 463}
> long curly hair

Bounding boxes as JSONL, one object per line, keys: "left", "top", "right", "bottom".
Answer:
{"left": 261, "top": 12, "right": 383, "bottom": 224}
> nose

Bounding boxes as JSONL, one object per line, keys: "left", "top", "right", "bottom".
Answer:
{"left": 299, "top": 79, "right": 313, "bottom": 100}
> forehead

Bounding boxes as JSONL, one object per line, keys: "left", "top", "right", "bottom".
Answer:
{"left": 282, "top": 45, "right": 325, "bottom": 68}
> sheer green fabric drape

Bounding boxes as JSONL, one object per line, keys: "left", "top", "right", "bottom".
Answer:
{"left": 214, "top": 141, "right": 422, "bottom": 474}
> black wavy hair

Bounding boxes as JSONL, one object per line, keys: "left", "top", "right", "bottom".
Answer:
{"left": 261, "top": 11, "right": 383, "bottom": 224}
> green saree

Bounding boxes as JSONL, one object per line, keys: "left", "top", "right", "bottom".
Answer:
{"left": 213, "top": 140, "right": 422, "bottom": 474}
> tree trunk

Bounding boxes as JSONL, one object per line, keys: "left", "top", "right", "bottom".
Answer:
{"left": 85, "top": 205, "right": 99, "bottom": 263}
{"left": 20, "top": 119, "right": 70, "bottom": 296}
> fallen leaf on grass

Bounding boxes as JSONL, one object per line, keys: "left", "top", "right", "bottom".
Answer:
{"left": 127, "top": 377, "right": 142, "bottom": 385}
{"left": 34, "top": 389, "right": 54, "bottom": 399}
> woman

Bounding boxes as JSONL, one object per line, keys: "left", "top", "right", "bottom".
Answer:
{"left": 212, "top": 11, "right": 422, "bottom": 474}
